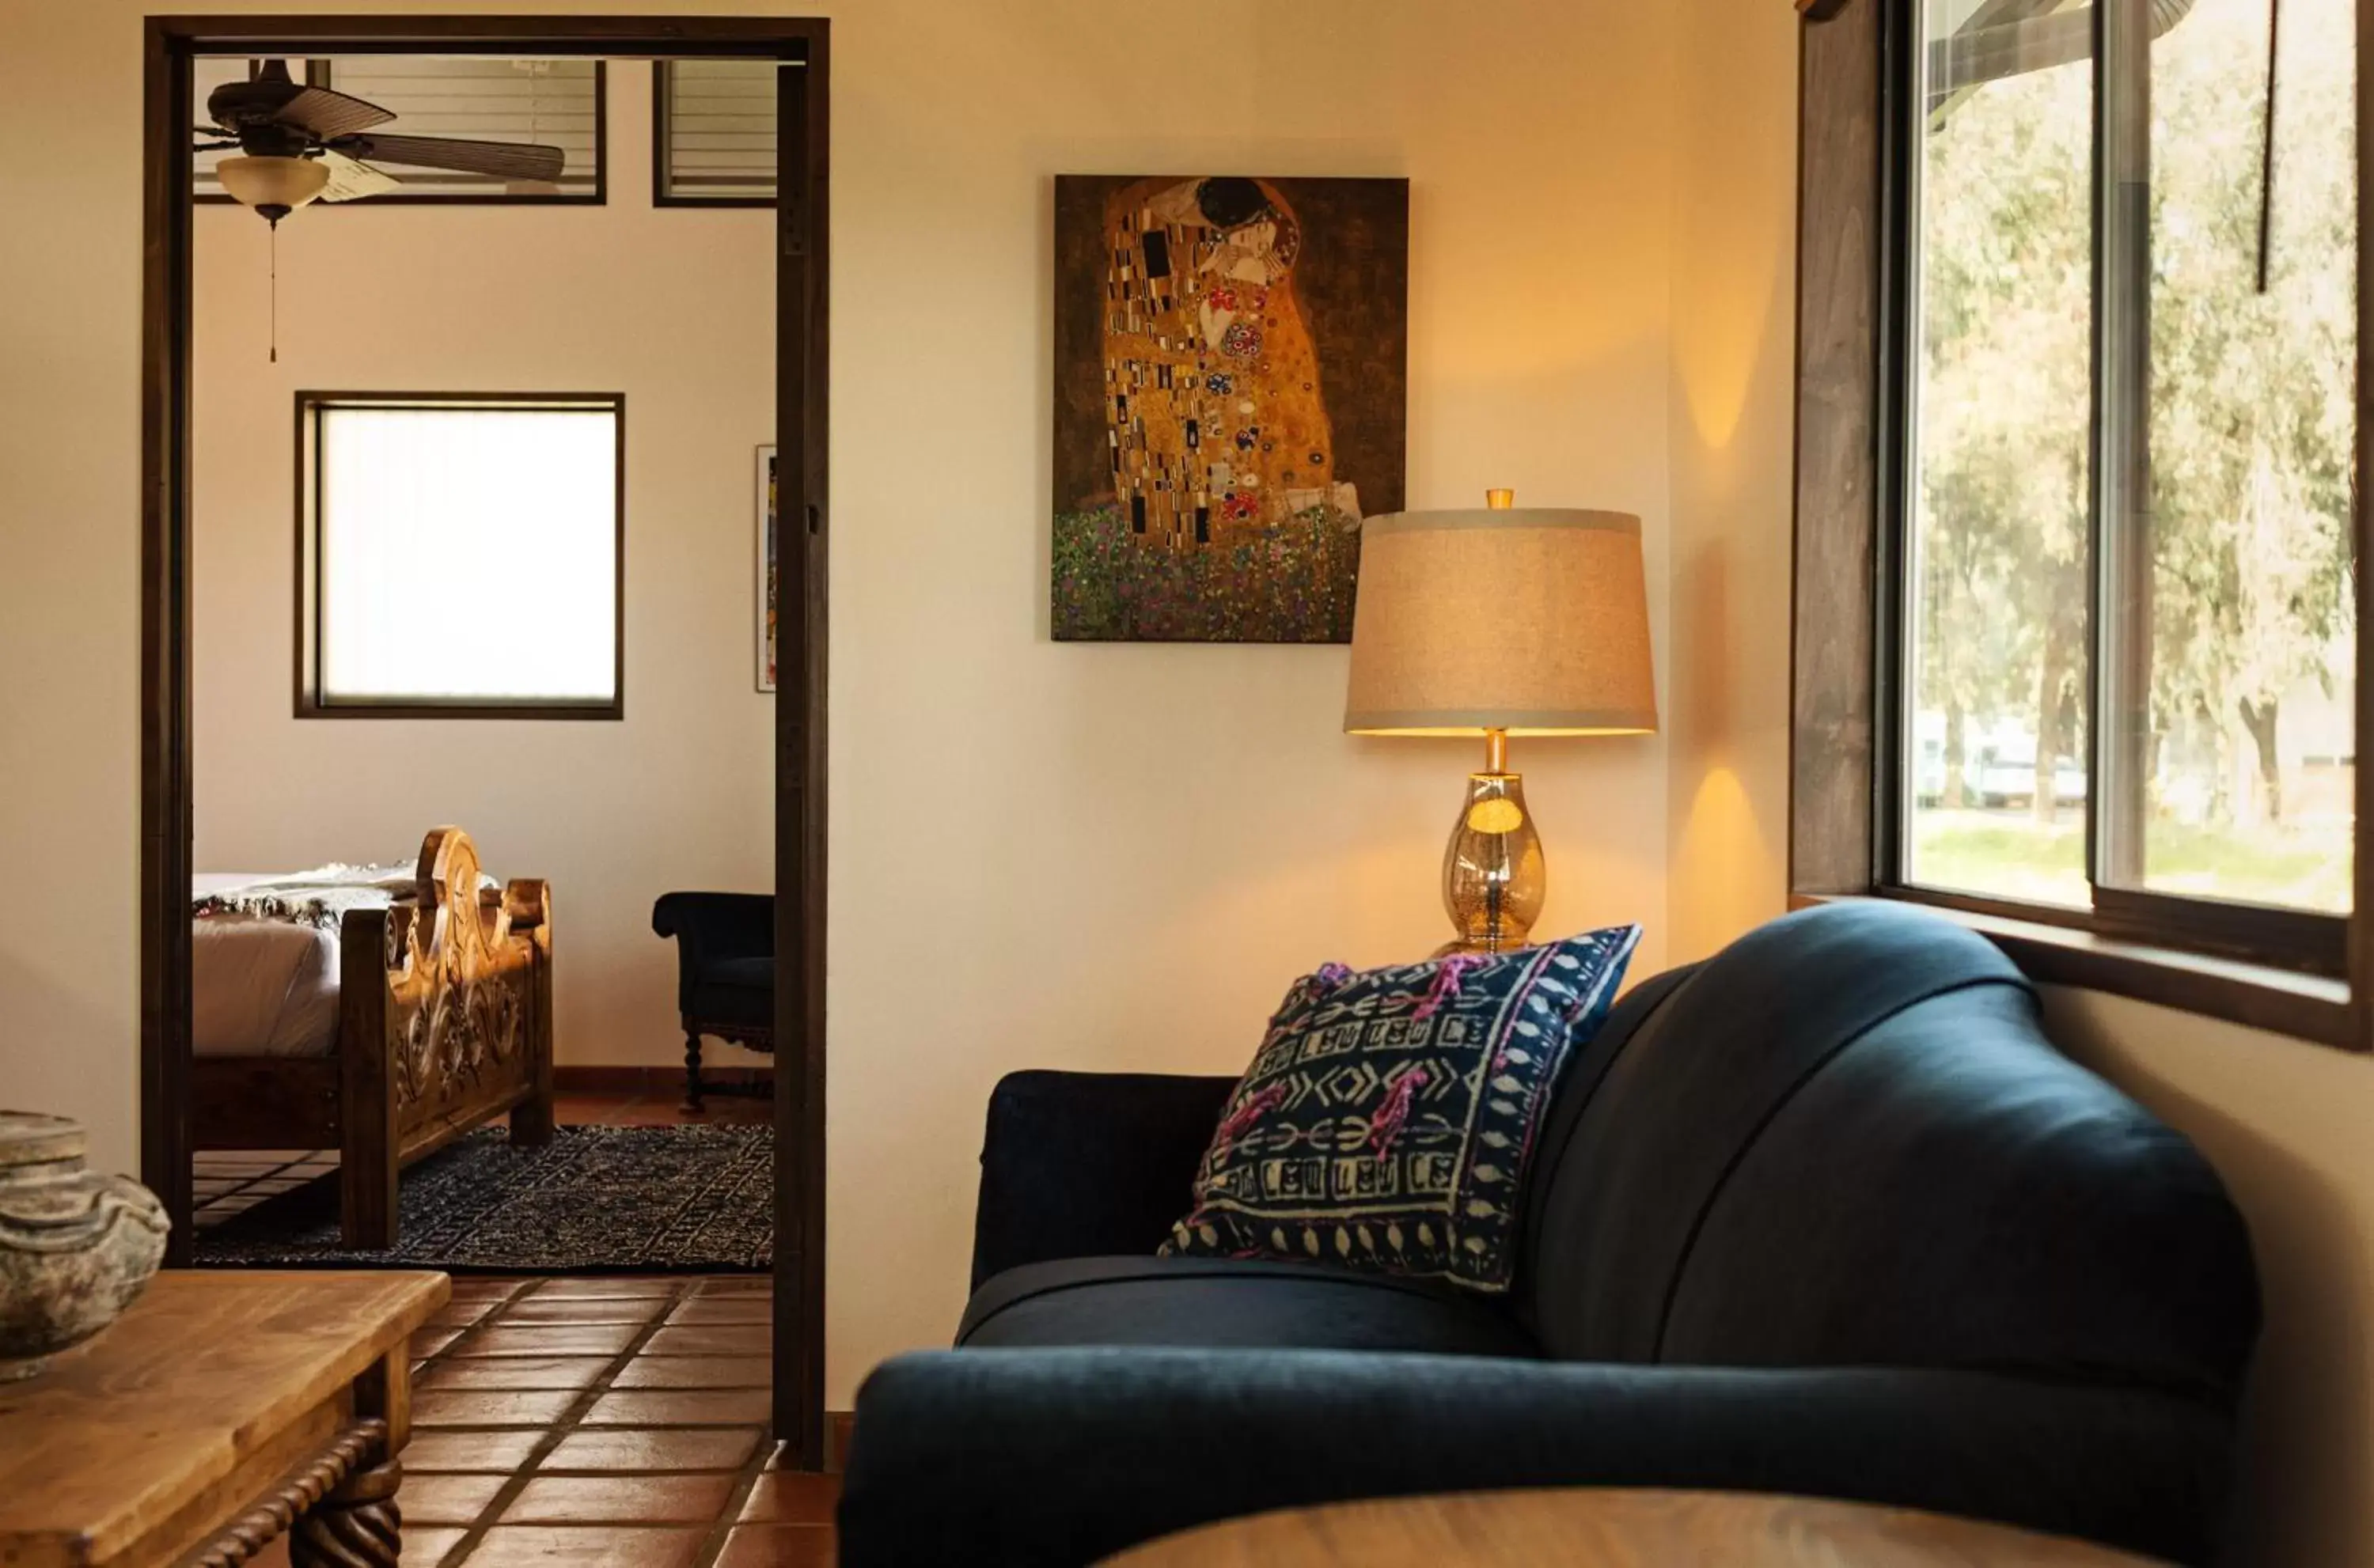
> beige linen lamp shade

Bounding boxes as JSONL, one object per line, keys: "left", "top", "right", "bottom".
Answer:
{"left": 1344, "top": 509, "right": 1659, "bottom": 737}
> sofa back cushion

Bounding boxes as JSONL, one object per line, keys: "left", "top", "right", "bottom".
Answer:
{"left": 1517, "top": 903, "right": 2258, "bottom": 1404}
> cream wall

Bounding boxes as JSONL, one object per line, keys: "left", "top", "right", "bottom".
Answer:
{"left": 2043, "top": 990, "right": 2374, "bottom": 1568}
{"left": 1664, "top": 0, "right": 1799, "bottom": 964}
{"left": 0, "top": 0, "right": 1675, "bottom": 1403}
{"left": 824, "top": 0, "right": 1675, "bottom": 1399}
{"left": 192, "top": 65, "right": 776, "bottom": 1073}
{"left": 1661, "top": 5, "right": 2374, "bottom": 1564}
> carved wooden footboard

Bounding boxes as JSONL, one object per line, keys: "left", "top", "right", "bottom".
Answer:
{"left": 337, "top": 827, "right": 555, "bottom": 1248}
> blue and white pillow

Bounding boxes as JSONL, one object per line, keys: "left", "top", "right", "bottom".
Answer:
{"left": 1162, "top": 926, "right": 1640, "bottom": 1292}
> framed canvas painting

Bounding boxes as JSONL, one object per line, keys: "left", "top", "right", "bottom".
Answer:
{"left": 757, "top": 444, "right": 777, "bottom": 693}
{"left": 1052, "top": 175, "right": 1409, "bottom": 642}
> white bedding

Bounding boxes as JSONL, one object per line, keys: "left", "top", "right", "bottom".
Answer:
{"left": 191, "top": 862, "right": 485, "bottom": 1061}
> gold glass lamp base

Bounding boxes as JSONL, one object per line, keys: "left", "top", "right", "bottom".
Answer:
{"left": 1436, "top": 729, "right": 1546, "bottom": 956}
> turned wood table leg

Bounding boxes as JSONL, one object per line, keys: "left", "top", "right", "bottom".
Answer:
{"left": 289, "top": 1457, "right": 401, "bottom": 1568}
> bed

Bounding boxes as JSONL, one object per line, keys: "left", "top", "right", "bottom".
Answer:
{"left": 191, "top": 825, "right": 555, "bottom": 1248}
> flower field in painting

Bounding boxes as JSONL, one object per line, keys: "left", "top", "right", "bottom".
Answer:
{"left": 1052, "top": 504, "right": 1360, "bottom": 643}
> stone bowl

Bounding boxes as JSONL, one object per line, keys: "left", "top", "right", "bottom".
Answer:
{"left": 0, "top": 1112, "right": 171, "bottom": 1381}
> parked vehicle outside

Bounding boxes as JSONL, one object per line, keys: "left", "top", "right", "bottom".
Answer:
{"left": 1975, "top": 747, "right": 2086, "bottom": 810}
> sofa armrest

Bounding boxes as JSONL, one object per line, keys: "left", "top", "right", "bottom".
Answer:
{"left": 969, "top": 1071, "right": 1237, "bottom": 1291}
{"left": 840, "top": 1350, "right": 2232, "bottom": 1568}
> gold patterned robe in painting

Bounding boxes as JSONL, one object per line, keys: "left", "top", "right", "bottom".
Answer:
{"left": 1100, "top": 176, "right": 1362, "bottom": 551}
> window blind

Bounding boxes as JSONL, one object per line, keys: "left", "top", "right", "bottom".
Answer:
{"left": 657, "top": 59, "right": 777, "bottom": 203}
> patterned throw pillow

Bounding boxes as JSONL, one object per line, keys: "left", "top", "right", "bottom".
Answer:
{"left": 1161, "top": 926, "right": 1640, "bottom": 1293}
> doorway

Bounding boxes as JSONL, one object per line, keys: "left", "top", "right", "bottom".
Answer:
{"left": 138, "top": 15, "right": 830, "bottom": 1466}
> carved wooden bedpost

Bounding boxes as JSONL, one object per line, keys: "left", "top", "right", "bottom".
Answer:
{"left": 331, "top": 827, "right": 556, "bottom": 1248}
{"left": 504, "top": 876, "right": 557, "bottom": 1146}
{"left": 338, "top": 905, "right": 400, "bottom": 1252}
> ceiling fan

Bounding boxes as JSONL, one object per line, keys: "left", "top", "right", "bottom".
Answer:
{"left": 193, "top": 58, "right": 568, "bottom": 225}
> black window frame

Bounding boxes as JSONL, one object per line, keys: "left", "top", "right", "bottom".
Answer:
{"left": 293, "top": 389, "right": 628, "bottom": 721}
{"left": 1788, "top": 0, "right": 2370, "bottom": 1051}
{"left": 1872, "top": 0, "right": 2353, "bottom": 978}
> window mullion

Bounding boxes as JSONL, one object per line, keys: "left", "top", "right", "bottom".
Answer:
{"left": 2092, "top": 0, "right": 2156, "bottom": 896}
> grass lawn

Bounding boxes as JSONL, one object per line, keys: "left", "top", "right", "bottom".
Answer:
{"left": 1909, "top": 809, "right": 2350, "bottom": 913}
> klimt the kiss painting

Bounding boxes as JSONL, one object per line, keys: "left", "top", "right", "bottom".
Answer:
{"left": 1052, "top": 175, "right": 1409, "bottom": 642}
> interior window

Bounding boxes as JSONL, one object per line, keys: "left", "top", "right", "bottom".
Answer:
{"left": 1899, "top": 0, "right": 2356, "bottom": 929}
{"left": 300, "top": 395, "right": 623, "bottom": 714}
{"left": 654, "top": 59, "right": 778, "bottom": 204}
{"left": 194, "top": 57, "right": 604, "bottom": 202}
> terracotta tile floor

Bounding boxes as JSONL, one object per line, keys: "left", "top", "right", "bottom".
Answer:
{"left": 198, "top": 1091, "right": 823, "bottom": 1563}
{"left": 250, "top": 1274, "right": 832, "bottom": 1567}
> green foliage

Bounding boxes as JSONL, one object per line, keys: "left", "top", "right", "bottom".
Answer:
{"left": 1052, "top": 505, "right": 1360, "bottom": 643}
{"left": 1913, "top": 0, "right": 2357, "bottom": 854}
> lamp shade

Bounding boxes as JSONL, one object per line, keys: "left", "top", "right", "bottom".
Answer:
{"left": 1344, "top": 508, "right": 1658, "bottom": 736}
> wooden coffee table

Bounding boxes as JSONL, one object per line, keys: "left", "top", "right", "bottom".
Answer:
{"left": 1104, "top": 1488, "right": 2173, "bottom": 1566}
{"left": 0, "top": 1270, "right": 447, "bottom": 1566}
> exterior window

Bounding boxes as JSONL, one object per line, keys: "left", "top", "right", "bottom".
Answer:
{"left": 298, "top": 394, "right": 624, "bottom": 717}
{"left": 195, "top": 58, "right": 605, "bottom": 203}
{"left": 1898, "top": 0, "right": 2355, "bottom": 944}
{"left": 654, "top": 59, "right": 777, "bottom": 205}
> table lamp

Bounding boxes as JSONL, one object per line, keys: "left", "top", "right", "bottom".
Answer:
{"left": 1344, "top": 492, "right": 1659, "bottom": 954}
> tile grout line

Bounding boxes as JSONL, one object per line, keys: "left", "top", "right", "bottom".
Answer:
{"left": 692, "top": 1431, "right": 781, "bottom": 1568}
{"left": 425, "top": 1276, "right": 695, "bottom": 1566}
{"left": 421, "top": 1277, "right": 773, "bottom": 1566}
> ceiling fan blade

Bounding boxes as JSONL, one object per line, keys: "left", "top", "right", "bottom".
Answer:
{"left": 315, "top": 150, "right": 404, "bottom": 204}
{"left": 332, "top": 133, "right": 566, "bottom": 183}
{"left": 270, "top": 85, "right": 396, "bottom": 141}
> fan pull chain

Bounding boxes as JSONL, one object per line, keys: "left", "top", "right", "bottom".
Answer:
{"left": 268, "top": 222, "right": 279, "bottom": 365}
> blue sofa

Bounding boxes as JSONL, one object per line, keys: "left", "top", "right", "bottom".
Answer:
{"left": 839, "top": 903, "right": 2260, "bottom": 1566}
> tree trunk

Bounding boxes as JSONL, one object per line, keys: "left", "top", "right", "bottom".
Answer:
{"left": 1944, "top": 699, "right": 1966, "bottom": 809}
{"left": 2034, "top": 621, "right": 2068, "bottom": 824}
{"left": 2238, "top": 696, "right": 2283, "bottom": 823}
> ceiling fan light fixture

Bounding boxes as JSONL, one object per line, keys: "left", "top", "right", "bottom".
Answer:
{"left": 217, "top": 154, "right": 329, "bottom": 223}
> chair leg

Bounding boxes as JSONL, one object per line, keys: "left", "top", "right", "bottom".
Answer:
{"left": 681, "top": 1032, "right": 706, "bottom": 1115}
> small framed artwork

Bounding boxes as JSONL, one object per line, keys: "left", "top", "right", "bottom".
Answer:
{"left": 757, "top": 445, "right": 778, "bottom": 693}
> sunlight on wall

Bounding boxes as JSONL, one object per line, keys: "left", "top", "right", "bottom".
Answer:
{"left": 1663, "top": 0, "right": 1800, "bottom": 963}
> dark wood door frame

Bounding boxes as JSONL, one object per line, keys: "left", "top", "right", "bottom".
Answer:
{"left": 139, "top": 14, "right": 831, "bottom": 1467}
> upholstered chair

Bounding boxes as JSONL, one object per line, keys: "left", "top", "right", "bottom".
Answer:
{"left": 650, "top": 892, "right": 774, "bottom": 1112}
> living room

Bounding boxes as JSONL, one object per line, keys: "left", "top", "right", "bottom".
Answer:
{"left": 0, "top": 1, "right": 2367, "bottom": 1566}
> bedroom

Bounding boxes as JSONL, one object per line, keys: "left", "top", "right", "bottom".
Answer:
{"left": 183, "top": 55, "right": 779, "bottom": 1265}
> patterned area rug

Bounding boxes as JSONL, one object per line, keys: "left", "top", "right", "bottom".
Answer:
{"left": 194, "top": 1124, "right": 772, "bottom": 1273}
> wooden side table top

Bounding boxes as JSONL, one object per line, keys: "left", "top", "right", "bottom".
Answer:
{"left": 0, "top": 1269, "right": 447, "bottom": 1567}
{"left": 1104, "top": 1488, "right": 2171, "bottom": 1567}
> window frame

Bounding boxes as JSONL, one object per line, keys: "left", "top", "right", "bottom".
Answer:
{"left": 1789, "top": 0, "right": 2372, "bottom": 1051}
{"left": 292, "top": 389, "right": 628, "bottom": 721}
{"left": 194, "top": 59, "right": 609, "bottom": 207}
{"left": 650, "top": 59, "right": 776, "bottom": 209}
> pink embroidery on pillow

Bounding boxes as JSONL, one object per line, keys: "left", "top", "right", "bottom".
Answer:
{"left": 1214, "top": 1081, "right": 1289, "bottom": 1146}
{"left": 1367, "top": 1066, "right": 1432, "bottom": 1155}
{"left": 1412, "top": 954, "right": 1487, "bottom": 1021}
